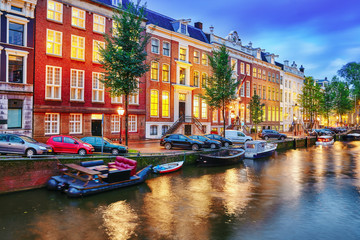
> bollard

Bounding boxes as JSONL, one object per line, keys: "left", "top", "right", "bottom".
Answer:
{"left": 293, "top": 138, "right": 297, "bottom": 149}
{"left": 305, "top": 137, "right": 308, "bottom": 147}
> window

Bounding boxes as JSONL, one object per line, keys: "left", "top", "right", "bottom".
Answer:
{"left": 92, "top": 72, "right": 104, "bottom": 102}
{"left": 162, "top": 91, "right": 169, "bottom": 117}
{"left": 11, "top": 6, "right": 22, "bottom": 12}
{"left": 268, "top": 72, "right": 271, "bottom": 81}
{"left": 193, "top": 95, "right": 199, "bottom": 118}
{"left": 258, "top": 85, "right": 262, "bottom": 98}
{"left": 253, "top": 67, "right": 257, "bottom": 77}
{"left": 263, "top": 86, "right": 266, "bottom": 99}
{"left": 71, "top": 35, "right": 85, "bottom": 60}
{"left": 280, "top": 90, "right": 283, "bottom": 102}
{"left": 151, "top": 38, "right": 159, "bottom": 54}
{"left": 272, "top": 87, "right": 275, "bottom": 100}
{"left": 268, "top": 88, "right": 271, "bottom": 100}
{"left": 93, "top": 14, "right": 105, "bottom": 33}
{"left": 46, "top": 66, "right": 61, "bottom": 100}
{"left": 202, "top": 73, "right": 207, "bottom": 88}
{"left": 263, "top": 70, "right": 266, "bottom": 80}
{"left": 280, "top": 107, "right": 283, "bottom": 121}
{"left": 289, "top": 81, "right": 292, "bottom": 88}
{"left": 194, "top": 51, "right": 200, "bottom": 63}
{"left": 69, "top": 114, "right": 82, "bottom": 134}
{"left": 268, "top": 107, "right": 271, "bottom": 121}
{"left": 240, "top": 84, "right": 245, "bottom": 97}
{"left": 201, "top": 99, "right": 207, "bottom": 119}
{"left": 262, "top": 106, "right": 266, "bottom": 121}
{"left": 276, "top": 107, "right": 279, "bottom": 121}
{"left": 246, "top": 64, "right": 250, "bottom": 76}
{"left": 162, "top": 125, "right": 169, "bottom": 135}
{"left": 241, "top": 62, "right": 245, "bottom": 74}
{"left": 179, "top": 68, "right": 186, "bottom": 85}
{"left": 93, "top": 40, "right": 105, "bottom": 63}
{"left": 246, "top": 104, "right": 250, "bottom": 122}
{"left": 70, "top": 69, "right": 84, "bottom": 101}
{"left": 180, "top": 23, "right": 186, "bottom": 34}
{"left": 212, "top": 111, "right": 218, "bottom": 122}
{"left": 46, "top": 29, "right": 62, "bottom": 56}
{"left": 129, "top": 115, "right": 137, "bottom": 132}
{"left": 258, "top": 69, "right": 262, "bottom": 79}
{"left": 231, "top": 58, "right": 237, "bottom": 74}
{"left": 45, "top": 113, "right": 59, "bottom": 135}
{"left": 202, "top": 53, "right": 208, "bottom": 65}
{"left": 272, "top": 106, "right": 275, "bottom": 121}
{"left": 112, "top": 0, "right": 120, "bottom": 6}
{"left": 129, "top": 93, "right": 139, "bottom": 105}
{"left": 246, "top": 81, "right": 250, "bottom": 97}
{"left": 179, "top": 47, "right": 186, "bottom": 61}
{"left": 8, "top": 55, "right": 24, "bottom": 83}
{"left": 111, "top": 115, "right": 120, "bottom": 132}
{"left": 193, "top": 71, "right": 199, "bottom": 87}
{"left": 8, "top": 99, "right": 22, "bottom": 129}
{"left": 72, "top": 7, "right": 85, "bottom": 29}
{"left": 276, "top": 74, "right": 279, "bottom": 83}
{"left": 253, "top": 83, "right": 257, "bottom": 95}
{"left": 9, "top": 22, "right": 24, "bottom": 46}
{"left": 47, "top": 0, "right": 63, "bottom": 22}
{"left": 179, "top": 93, "right": 186, "bottom": 101}
{"left": 272, "top": 73, "right": 275, "bottom": 82}
{"left": 163, "top": 41, "right": 170, "bottom": 56}
{"left": 150, "top": 125, "right": 158, "bottom": 135}
{"left": 111, "top": 94, "right": 122, "bottom": 104}
{"left": 162, "top": 64, "right": 169, "bottom": 82}
{"left": 151, "top": 62, "right": 159, "bottom": 81}
{"left": 150, "top": 90, "right": 158, "bottom": 117}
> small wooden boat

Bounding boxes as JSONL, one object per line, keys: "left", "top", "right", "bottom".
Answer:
{"left": 152, "top": 161, "right": 184, "bottom": 174}
{"left": 244, "top": 140, "right": 277, "bottom": 159}
{"left": 316, "top": 135, "right": 334, "bottom": 145}
{"left": 197, "top": 149, "right": 245, "bottom": 167}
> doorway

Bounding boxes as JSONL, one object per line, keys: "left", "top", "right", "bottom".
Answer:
{"left": 184, "top": 125, "right": 192, "bottom": 135}
{"left": 179, "top": 102, "right": 185, "bottom": 118}
{"left": 91, "top": 120, "right": 102, "bottom": 136}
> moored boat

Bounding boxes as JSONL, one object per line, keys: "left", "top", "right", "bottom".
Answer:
{"left": 244, "top": 140, "right": 277, "bottom": 159}
{"left": 152, "top": 161, "right": 184, "bottom": 174}
{"left": 197, "top": 149, "right": 245, "bottom": 167}
{"left": 315, "top": 135, "right": 334, "bottom": 145}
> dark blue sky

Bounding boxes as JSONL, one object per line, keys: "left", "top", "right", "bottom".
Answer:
{"left": 146, "top": 0, "right": 360, "bottom": 79}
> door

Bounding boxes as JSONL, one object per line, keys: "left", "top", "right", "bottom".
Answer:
{"left": 0, "top": 134, "right": 8, "bottom": 153}
{"left": 62, "top": 137, "right": 78, "bottom": 153}
{"left": 184, "top": 125, "right": 192, "bottom": 135}
{"left": 8, "top": 135, "right": 25, "bottom": 154}
{"left": 179, "top": 102, "right": 185, "bottom": 118}
{"left": 92, "top": 120, "right": 102, "bottom": 136}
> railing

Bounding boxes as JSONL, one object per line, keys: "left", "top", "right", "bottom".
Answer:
{"left": 164, "top": 115, "right": 185, "bottom": 136}
{"left": 192, "top": 117, "right": 205, "bottom": 133}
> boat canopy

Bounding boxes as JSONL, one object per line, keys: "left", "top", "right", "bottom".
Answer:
{"left": 244, "top": 140, "right": 267, "bottom": 153}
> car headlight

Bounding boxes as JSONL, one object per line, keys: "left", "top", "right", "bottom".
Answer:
{"left": 39, "top": 146, "right": 46, "bottom": 150}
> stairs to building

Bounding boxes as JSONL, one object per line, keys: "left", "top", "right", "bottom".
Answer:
{"left": 163, "top": 116, "right": 205, "bottom": 136}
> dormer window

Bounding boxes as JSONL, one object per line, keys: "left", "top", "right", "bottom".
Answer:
{"left": 112, "top": 0, "right": 120, "bottom": 6}
{"left": 172, "top": 19, "right": 190, "bottom": 35}
{"left": 180, "top": 23, "right": 186, "bottom": 34}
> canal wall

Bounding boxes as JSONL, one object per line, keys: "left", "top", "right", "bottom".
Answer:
{"left": 0, "top": 136, "right": 322, "bottom": 195}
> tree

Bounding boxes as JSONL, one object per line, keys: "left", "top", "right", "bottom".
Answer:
{"left": 249, "top": 94, "right": 264, "bottom": 139}
{"left": 319, "top": 83, "right": 334, "bottom": 126}
{"left": 100, "top": 1, "right": 150, "bottom": 146}
{"left": 203, "top": 45, "right": 239, "bottom": 137}
{"left": 298, "top": 76, "right": 322, "bottom": 129}
{"left": 332, "top": 76, "right": 353, "bottom": 125}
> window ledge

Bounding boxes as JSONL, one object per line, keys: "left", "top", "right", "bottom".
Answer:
{"left": 92, "top": 101, "right": 105, "bottom": 104}
{"left": 46, "top": 53, "right": 62, "bottom": 58}
{"left": 45, "top": 98, "right": 62, "bottom": 101}
{"left": 71, "top": 57, "right": 85, "bottom": 62}
{"left": 71, "top": 25, "right": 86, "bottom": 30}
{"left": 47, "top": 18, "right": 63, "bottom": 24}
{"left": 70, "top": 100, "right": 85, "bottom": 103}
{"left": 93, "top": 30, "right": 105, "bottom": 35}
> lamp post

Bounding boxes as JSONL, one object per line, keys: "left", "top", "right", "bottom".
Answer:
{"left": 293, "top": 116, "right": 297, "bottom": 136}
{"left": 117, "top": 107, "right": 125, "bottom": 144}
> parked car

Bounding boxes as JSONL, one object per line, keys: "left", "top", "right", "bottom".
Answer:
{"left": 0, "top": 134, "right": 53, "bottom": 157}
{"left": 46, "top": 135, "right": 94, "bottom": 155}
{"left": 258, "top": 130, "right": 287, "bottom": 140}
{"left": 309, "top": 129, "right": 334, "bottom": 136}
{"left": 189, "top": 135, "right": 222, "bottom": 149}
{"left": 160, "top": 134, "right": 204, "bottom": 150}
{"left": 81, "top": 136, "right": 128, "bottom": 155}
{"left": 224, "top": 130, "right": 253, "bottom": 143}
{"left": 204, "top": 134, "right": 233, "bottom": 147}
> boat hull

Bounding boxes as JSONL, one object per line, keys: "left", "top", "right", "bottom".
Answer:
{"left": 47, "top": 165, "right": 152, "bottom": 197}
{"left": 244, "top": 149, "right": 276, "bottom": 159}
{"left": 153, "top": 161, "right": 184, "bottom": 174}
{"left": 197, "top": 149, "right": 245, "bottom": 167}
{"left": 315, "top": 140, "right": 334, "bottom": 145}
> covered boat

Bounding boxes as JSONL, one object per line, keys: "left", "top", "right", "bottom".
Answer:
{"left": 153, "top": 161, "right": 184, "bottom": 174}
{"left": 197, "top": 149, "right": 245, "bottom": 167}
{"left": 316, "top": 135, "right": 334, "bottom": 145}
{"left": 244, "top": 140, "right": 277, "bottom": 159}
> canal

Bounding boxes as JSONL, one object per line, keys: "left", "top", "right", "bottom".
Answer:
{"left": 1, "top": 141, "right": 360, "bottom": 240}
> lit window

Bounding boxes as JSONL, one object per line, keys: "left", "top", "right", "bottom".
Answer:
{"left": 45, "top": 113, "right": 59, "bottom": 135}
{"left": 201, "top": 99, "right": 207, "bottom": 119}
{"left": 47, "top": 0, "right": 63, "bottom": 22}
{"left": 240, "top": 62, "right": 245, "bottom": 74}
{"left": 71, "top": 35, "right": 85, "bottom": 60}
{"left": 111, "top": 94, "right": 122, "bottom": 104}
{"left": 46, "top": 29, "right": 62, "bottom": 56}
{"left": 272, "top": 73, "right": 275, "bottom": 82}
{"left": 246, "top": 64, "right": 250, "bottom": 76}
{"left": 129, "top": 115, "right": 137, "bottom": 132}
{"left": 93, "top": 40, "right": 105, "bottom": 63}
{"left": 193, "top": 71, "right": 199, "bottom": 87}
{"left": 129, "top": 92, "right": 139, "bottom": 105}
{"left": 70, "top": 69, "right": 84, "bottom": 101}
{"left": 246, "top": 81, "right": 250, "bottom": 97}
{"left": 151, "top": 38, "right": 159, "bottom": 54}
{"left": 163, "top": 42, "right": 170, "bottom": 56}
{"left": 92, "top": 72, "right": 104, "bottom": 102}
{"left": 151, "top": 62, "right": 159, "bottom": 81}
{"left": 212, "top": 111, "right": 218, "bottom": 122}
{"left": 72, "top": 7, "right": 85, "bottom": 28}
{"left": 202, "top": 53, "right": 208, "bottom": 65}
{"left": 231, "top": 58, "right": 237, "bottom": 75}
{"left": 150, "top": 90, "right": 158, "bottom": 116}
{"left": 258, "top": 69, "right": 262, "bottom": 79}
{"left": 162, "top": 64, "right": 169, "bottom": 82}
{"left": 179, "top": 47, "right": 186, "bottom": 61}
{"left": 93, "top": 14, "right": 105, "bottom": 33}
{"left": 193, "top": 95, "right": 199, "bottom": 118}
{"left": 263, "top": 86, "right": 266, "bottom": 99}
{"left": 69, "top": 114, "right": 82, "bottom": 134}
{"left": 162, "top": 91, "right": 169, "bottom": 117}
{"left": 268, "top": 88, "right": 271, "bottom": 100}
{"left": 111, "top": 115, "right": 120, "bottom": 132}
{"left": 194, "top": 51, "right": 200, "bottom": 64}
{"left": 240, "top": 84, "right": 245, "bottom": 97}
{"left": 179, "top": 68, "right": 186, "bottom": 85}
{"left": 253, "top": 67, "right": 257, "bottom": 77}
{"left": 253, "top": 83, "right": 257, "bottom": 95}
{"left": 268, "top": 107, "right": 271, "bottom": 121}
{"left": 268, "top": 72, "right": 271, "bottom": 81}
{"left": 263, "top": 70, "right": 266, "bottom": 80}
{"left": 201, "top": 73, "right": 207, "bottom": 88}
{"left": 46, "top": 66, "right": 61, "bottom": 100}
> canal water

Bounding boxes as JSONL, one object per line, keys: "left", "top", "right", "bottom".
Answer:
{"left": 1, "top": 141, "right": 360, "bottom": 240}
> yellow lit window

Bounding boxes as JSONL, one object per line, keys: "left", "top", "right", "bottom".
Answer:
{"left": 93, "top": 40, "right": 105, "bottom": 63}
{"left": 71, "top": 35, "right": 85, "bottom": 60}
{"left": 162, "top": 64, "right": 169, "bottom": 82}
{"left": 93, "top": 14, "right": 105, "bottom": 33}
{"left": 46, "top": 29, "right": 62, "bottom": 56}
{"left": 150, "top": 90, "right": 158, "bottom": 116}
{"left": 47, "top": 0, "right": 62, "bottom": 22}
{"left": 179, "top": 93, "right": 186, "bottom": 101}
{"left": 151, "top": 62, "right": 159, "bottom": 80}
{"left": 72, "top": 7, "right": 85, "bottom": 28}
{"left": 253, "top": 67, "right": 257, "bottom": 77}
{"left": 202, "top": 53, "right": 208, "bottom": 65}
{"left": 92, "top": 72, "right": 104, "bottom": 102}
{"left": 194, "top": 51, "right": 200, "bottom": 63}
{"left": 179, "top": 48, "right": 186, "bottom": 61}
{"left": 201, "top": 99, "right": 207, "bottom": 119}
{"left": 193, "top": 95, "right": 199, "bottom": 118}
{"left": 162, "top": 91, "right": 169, "bottom": 117}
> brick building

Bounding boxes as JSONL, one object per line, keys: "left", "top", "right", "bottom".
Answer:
{"left": 0, "top": 0, "right": 36, "bottom": 136}
{"left": 33, "top": 0, "right": 146, "bottom": 142}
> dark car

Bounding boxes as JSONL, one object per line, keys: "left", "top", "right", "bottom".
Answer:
{"left": 81, "top": 137, "right": 128, "bottom": 155}
{"left": 189, "top": 135, "right": 222, "bottom": 149}
{"left": 204, "top": 134, "right": 233, "bottom": 147}
{"left": 258, "top": 130, "right": 287, "bottom": 140}
{"left": 160, "top": 134, "right": 204, "bottom": 150}
{"left": 309, "top": 129, "right": 334, "bottom": 136}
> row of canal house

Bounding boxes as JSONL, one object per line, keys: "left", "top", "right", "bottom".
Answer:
{"left": 0, "top": 0, "right": 305, "bottom": 141}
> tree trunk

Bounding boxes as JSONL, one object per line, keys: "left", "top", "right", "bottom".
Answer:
{"left": 125, "top": 94, "right": 129, "bottom": 146}
{"left": 222, "top": 102, "right": 226, "bottom": 137}
{"left": 255, "top": 124, "right": 257, "bottom": 140}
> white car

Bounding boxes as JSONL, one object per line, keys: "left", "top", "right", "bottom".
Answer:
{"left": 224, "top": 130, "right": 253, "bottom": 143}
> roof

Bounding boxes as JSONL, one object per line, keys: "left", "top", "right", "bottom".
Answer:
{"left": 275, "top": 61, "right": 284, "bottom": 69}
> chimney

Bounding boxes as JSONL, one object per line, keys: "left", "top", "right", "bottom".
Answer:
{"left": 194, "top": 22, "right": 203, "bottom": 30}
{"left": 248, "top": 41, "right": 253, "bottom": 48}
{"left": 284, "top": 60, "right": 289, "bottom": 66}
{"left": 325, "top": 77, "right": 328, "bottom": 80}
{"left": 299, "top": 65, "right": 305, "bottom": 73}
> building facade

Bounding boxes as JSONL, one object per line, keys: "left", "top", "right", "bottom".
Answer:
{"left": 0, "top": 0, "right": 36, "bottom": 136}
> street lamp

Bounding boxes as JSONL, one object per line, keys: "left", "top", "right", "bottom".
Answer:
{"left": 293, "top": 116, "right": 297, "bottom": 136}
{"left": 117, "top": 107, "right": 125, "bottom": 144}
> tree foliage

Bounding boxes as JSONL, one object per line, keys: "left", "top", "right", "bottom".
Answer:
{"left": 100, "top": 1, "right": 150, "bottom": 145}
{"left": 203, "top": 44, "right": 239, "bottom": 136}
{"left": 249, "top": 94, "right": 264, "bottom": 139}
{"left": 338, "top": 62, "right": 360, "bottom": 97}
{"left": 319, "top": 83, "right": 335, "bottom": 126}
{"left": 331, "top": 76, "right": 353, "bottom": 123}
